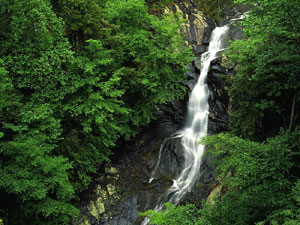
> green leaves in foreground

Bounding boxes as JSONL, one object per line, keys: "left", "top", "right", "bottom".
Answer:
{"left": 198, "top": 131, "right": 300, "bottom": 225}
{"left": 0, "top": 134, "right": 78, "bottom": 225}
{"left": 142, "top": 131, "right": 300, "bottom": 225}
{"left": 140, "top": 202, "right": 201, "bottom": 225}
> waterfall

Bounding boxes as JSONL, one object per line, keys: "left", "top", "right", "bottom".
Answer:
{"left": 142, "top": 24, "right": 230, "bottom": 225}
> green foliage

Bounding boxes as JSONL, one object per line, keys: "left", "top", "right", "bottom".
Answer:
{"left": 261, "top": 181, "right": 300, "bottom": 225}
{"left": 140, "top": 202, "right": 201, "bottom": 225}
{"left": 0, "top": 0, "right": 192, "bottom": 223}
{"left": 194, "top": 0, "right": 235, "bottom": 21}
{"left": 226, "top": 0, "right": 300, "bottom": 139}
{"left": 50, "top": 0, "right": 109, "bottom": 46}
{"left": 0, "top": 0, "right": 78, "bottom": 224}
{"left": 197, "top": 131, "right": 300, "bottom": 225}
{"left": 0, "top": 0, "right": 74, "bottom": 101}
{"left": 60, "top": 39, "right": 127, "bottom": 192}
{"left": 145, "top": 0, "right": 171, "bottom": 3}
{"left": 103, "top": 0, "right": 192, "bottom": 126}
{"left": 145, "top": 0, "right": 173, "bottom": 10}
{"left": 0, "top": 132, "right": 78, "bottom": 225}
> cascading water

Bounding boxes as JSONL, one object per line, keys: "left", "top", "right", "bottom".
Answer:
{"left": 142, "top": 24, "right": 230, "bottom": 225}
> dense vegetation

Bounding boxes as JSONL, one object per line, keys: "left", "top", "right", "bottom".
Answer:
{"left": 142, "top": 0, "right": 300, "bottom": 224}
{"left": 194, "top": 0, "right": 235, "bottom": 21}
{"left": 0, "top": 0, "right": 192, "bottom": 224}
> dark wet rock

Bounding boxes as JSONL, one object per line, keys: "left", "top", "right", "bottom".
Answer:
{"left": 207, "top": 62, "right": 229, "bottom": 135}
{"left": 210, "top": 57, "right": 221, "bottom": 65}
{"left": 211, "top": 64, "right": 227, "bottom": 74}
{"left": 186, "top": 63, "right": 195, "bottom": 73}
{"left": 199, "top": 153, "right": 215, "bottom": 184}
{"left": 194, "top": 44, "right": 208, "bottom": 54}
{"left": 216, "top": 100, "right": 225, "bottom": 113}
{"left": 194, "top": 56, "right": 202, "bottom": 71}
{"left": 185, "top": 71, "right": 197, "bottom": 79}
{"left": 105, "top": 195, "right": 138, "bottom": 225}
{"left": 228, "top": 22, "right": 244, "bottom": 41}
{"left": 219, "top": 3, "right": 250, "bottom": 25}
{"left": 155, "top": 138, "right": 185, "bottom": 180}
{"left": 186, "top": 79, "right": 197, "bottom": 90}
{"left": 202, "top": 26, "right": 214, "bottom": 44}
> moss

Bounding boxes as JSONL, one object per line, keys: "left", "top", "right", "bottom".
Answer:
{"left": 95, "top": 185, "right": 108, "bottom": 200}
{"left": 81, "top": 218, "right": 90, "bottom": 225}
{"left": 107, "top": 184, "right": 116, "bottom": 196}
{"left": 96, "top": 198, "right": 106, "bottom": 214}
{"left": 105, "top": 166, "right": 119, "bottom": 174}
{"left": 207, "top": 185, "right": 222, "bottom": 205}
{"left": 87, "top": 195, "right": 106, "bottom": 221}
{"left": 220, "top": 54, "right": 235, "bottom": 70}
{"left": 87, "top": 202, "right": 100, "bottom": 221}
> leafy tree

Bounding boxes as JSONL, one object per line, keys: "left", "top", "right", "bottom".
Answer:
{"left": 0, "top": 0, "right": 74, "bottom": 102}
{"left": 60, "top": 40, "right": 128, "bottom": 192}
{"left": 260, "top": 180, "right": 300, "bottom": 225}
{"left": 140, "top": 202, "right": 201, "bottom": 225}
{"left": 50, "top": 0, "right": 110, "bottom": 47}
{"left": 0, "top": 0, "right": 78, "bottom": 224}
{"left": 104, "top": 0, "right": 192, "bottom": 127}
{"left": 227, "top": 0, "right": 300, "bottom": 139}
{"left": 198, "top": 131, "right": 300, "bottom": 225}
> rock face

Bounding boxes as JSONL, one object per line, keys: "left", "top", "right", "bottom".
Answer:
{"left": 169, "top": 0, "right": 215, "bottom": 55}
{"left": 73, "top": 3, "right": 245, "bottom": 225}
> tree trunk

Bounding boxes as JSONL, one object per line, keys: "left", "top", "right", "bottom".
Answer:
{"left": 288, "top": 92, "right": 297, "bottom": 131}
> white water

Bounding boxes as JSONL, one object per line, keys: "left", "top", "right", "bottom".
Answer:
{"left": 142, "top": 25, "right": 230, "bottom": 225}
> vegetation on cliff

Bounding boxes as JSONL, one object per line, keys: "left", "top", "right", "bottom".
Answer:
{"left": 0, "top": 0, "right": 192, "bottom": 224}
{"left": 194, "top": 0, "right": 235, "bottom": 21}
{"left": 142, "top": 0, "right": 300, "bottom": 224}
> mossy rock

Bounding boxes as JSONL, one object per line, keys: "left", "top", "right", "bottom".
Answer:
{"left": 107, "top": 184, "right": 116, "bottom": 196}
{"left": 207, "top": 185, "right": 222, "bottom": 205}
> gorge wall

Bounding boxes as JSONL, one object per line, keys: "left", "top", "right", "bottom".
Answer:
{"left": 73, "top": 2, "right": 245, "bottom": 225}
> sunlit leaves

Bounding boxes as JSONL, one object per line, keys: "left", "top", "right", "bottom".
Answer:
{"left": 140, "top": 202, "right": 201, "bottom": 225}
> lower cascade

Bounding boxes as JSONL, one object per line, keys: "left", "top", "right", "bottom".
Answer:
{"left": 142, "top": 24, "right": 231, "bottom": 224}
